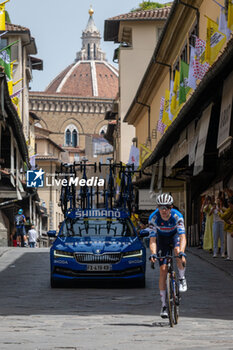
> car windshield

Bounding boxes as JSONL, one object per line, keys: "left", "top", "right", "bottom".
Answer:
{"left": 60, "top": 218, "right": 135, "bottom": 237}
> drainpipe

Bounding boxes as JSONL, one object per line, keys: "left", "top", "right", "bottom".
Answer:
{"left": 135, "top": 99, "right": 151, "bottom": 146}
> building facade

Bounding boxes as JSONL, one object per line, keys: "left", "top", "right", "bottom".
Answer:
{"left": 104, "top": 6, "right": 171, "bottom": 163}
{"left": 0, "top": 19, "right": 43, "bottom": 245}
{"left": 30, "top": 8, "right": 118, "bottom": 165}
{"left": 114, "top": 0, "right": 233, "bottom": 244}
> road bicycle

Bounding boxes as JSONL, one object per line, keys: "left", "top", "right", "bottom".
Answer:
{"left": 150, "top": 251, "right": 186, "bottom": 327}
{"left": 58, "top": 160, "right": 141, "bottom": 216}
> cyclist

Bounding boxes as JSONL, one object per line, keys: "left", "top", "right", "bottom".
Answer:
{"left": 148, "top": 194, "right": 187, "bottom": 318}
{"left": 15, "top": 209, "right": 27, "bottom": 247}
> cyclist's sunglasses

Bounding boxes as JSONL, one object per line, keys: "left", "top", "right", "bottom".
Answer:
{"left": 158, "top": 205, "right": 172, "bottom": 210}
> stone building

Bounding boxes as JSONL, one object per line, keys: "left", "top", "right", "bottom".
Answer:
{"left": 29, "top": 8, "right": 119, "bottom": 164}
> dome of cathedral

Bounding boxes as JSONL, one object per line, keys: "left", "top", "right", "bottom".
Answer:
{"left": 44, "top": 8, "right": 119, "bottom": 99}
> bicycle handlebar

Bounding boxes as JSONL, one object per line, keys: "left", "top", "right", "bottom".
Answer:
{"left": 149, "top": 253, "right": 186, "bottom": 268}
{"left": 149, "top": 252, "right": 187, "bottom": 260}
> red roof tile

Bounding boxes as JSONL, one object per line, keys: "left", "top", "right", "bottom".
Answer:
{"left": 45, "top": 64, "right": 74, "bottom": 93}
{"left": 107, "top": 6, "right": 171, "bottom": 21}
{"left": 44, "top": 61, "right": 118, "bottom": 99}
{"left": 5, "top": 22, "right": 30, "bottom": 32}
{"left": 95, "top": 63, "right": 118, "bottom": 99}
{"left": 35, "top": 155, "right": 59, "bottom": 161}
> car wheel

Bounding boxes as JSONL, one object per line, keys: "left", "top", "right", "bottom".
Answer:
{"left": 136, "top": 277, "right": 146, "bottom": 288}
{"left": 50, "top": 276, "right": 60, "bottom": 288}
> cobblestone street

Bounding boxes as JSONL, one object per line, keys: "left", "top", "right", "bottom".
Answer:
{"left": 0, "top": 247, "right": 232, "bottom": 350}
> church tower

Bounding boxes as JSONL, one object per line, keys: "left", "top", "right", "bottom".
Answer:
{"left": 76, "top": 7, "right": 106, "bottom": 62}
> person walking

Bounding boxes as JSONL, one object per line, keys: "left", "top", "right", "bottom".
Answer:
{"left": 219, "top": 196, "right": 233, "bottom": 260}
{"left": 27, "top": 225, "right": 38, "bottom": 248}
{"left": 15, "top": 209, "right": 27, "bottom": 247}
{"left": 10, "top": 228, "right": 17, "bottom": 247}
{"left": 210, "top": 199, "right": 225, "bottom": 258}
{"left": 203, "top": 196, "right": 213, "bottom": 252}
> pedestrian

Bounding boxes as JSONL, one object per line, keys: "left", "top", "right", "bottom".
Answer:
{"left": 219, "top": 195, "right": 233, "bottom": 261}
{"left": 199, "top": 196, "right": 207, "bottom": 248}
{"left": 10, "top": 227, "right": 17, "bottom": 247}
{"left": 27, "top": 225, "right": 38, "bottom": 248}
{"left": 210, "top": 198, "right": 225, "bottom": 258}
{"left": 15, "top": 209, "right": 27, "bottom": 247}
{"left": 203, "top": 196, "right": 213, "bottom": 253}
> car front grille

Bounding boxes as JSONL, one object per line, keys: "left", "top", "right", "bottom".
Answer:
{"left": 74, "top": 252, "right": 121, "bottom": 264}
{"left": 54, "top": 266, "right": 143, "bottom": 277}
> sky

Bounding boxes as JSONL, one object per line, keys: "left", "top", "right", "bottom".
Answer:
{"left": 6, "top": 0, "right": 171, "bottom": 91}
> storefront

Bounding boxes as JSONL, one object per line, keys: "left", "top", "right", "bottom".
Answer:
{"left": 142, "top": 37, "right": 233, "bottom": 246}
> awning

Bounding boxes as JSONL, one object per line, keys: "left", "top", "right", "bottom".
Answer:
{"left": 217, "top": 70, "right": 233, "bottom": 155}
{"left": 193, "top": 103, "right": 213, "bottom": 176}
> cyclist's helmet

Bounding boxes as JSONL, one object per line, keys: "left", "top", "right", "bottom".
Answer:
{"left": 156, "top": 194, "right": 173, "bottom": 206}
{"left": 18, "top": 209, "right": 23, "bottom": 214}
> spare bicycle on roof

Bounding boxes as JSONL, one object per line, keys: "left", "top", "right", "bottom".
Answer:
{"left": 57, "top": 158, "right": 141, "bottom": 216}
{"left": 48, "top": 159, "right": 146, "bottom": 288}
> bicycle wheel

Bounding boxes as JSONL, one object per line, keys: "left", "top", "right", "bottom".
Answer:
{"left": 166, "top": 273, "right": 174, "bottom": 327}
{"left": 172, "top": 272, "right": 180, "bottom": 325}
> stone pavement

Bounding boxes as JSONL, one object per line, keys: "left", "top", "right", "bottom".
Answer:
{"left": 0, "top": 246, "right": 233, "bottom": 349}
{"left": 1, "top": 245, "right": 232, "bottom": 278}
{"left": 0, "top": 247, "right": 13, "bottom": 258}
{"left": 187, "top": 246, "right": 233, "bottom": 279}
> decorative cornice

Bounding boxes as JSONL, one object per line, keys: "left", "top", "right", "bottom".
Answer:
{"left": 29, "top": 94, "right": 114, "bottom": 114}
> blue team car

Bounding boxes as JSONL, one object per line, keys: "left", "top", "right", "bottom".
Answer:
{"left": 48, "top": 208, "right": 147, "bottom": 287}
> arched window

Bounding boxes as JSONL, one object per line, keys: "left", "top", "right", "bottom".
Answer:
{"left": 65, "top": 129, "right": 71, "bottom": 146}
{"left": 88, "top": 43, "right": 90, "bottom": 60}
{"left": 72, "top": 130, "right": 77, "bottom": 147}
{"left": 99, "top": 125, "right": 108, "bottom": 135}
{"left": 94, "top": 43, "right": 96, "bottom": 60}
{"left": 65, "top": 125, "right": 79, "bottom": 147}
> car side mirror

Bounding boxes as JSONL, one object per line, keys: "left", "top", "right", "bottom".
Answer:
{"left": 47, "top": 230, "right": 57, "bottom": 237}
{"left": 139, "top": 230, "right": 149, "bottom": 238}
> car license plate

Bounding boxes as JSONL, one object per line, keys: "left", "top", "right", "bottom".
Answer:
{"left": 86, "top": 264, "right": 112, "bottom": 271}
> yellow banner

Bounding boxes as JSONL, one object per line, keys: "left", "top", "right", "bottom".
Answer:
{"left": 205, "top": 16, "right": 226, "bottom": 65}
{"left": 0, "top": 1, "right": 10, "bottom": 31}
{"left": 139, "top": 144, "right": 152, "bottom": 168}
{"left": 161, "top": 89, "right": 172, "bottom": 128}
{"left": 228, "top": 0, "right": 233, "bottom": 31}
{"left": 171, "top": 70, "right": 180, "bottom": 116}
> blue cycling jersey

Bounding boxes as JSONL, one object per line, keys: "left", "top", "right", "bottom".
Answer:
{"left": 148, "top": 208, "right": 185, "bottom": 237}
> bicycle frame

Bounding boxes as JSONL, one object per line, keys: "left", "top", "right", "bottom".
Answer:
{"left": 152, "top": 252, "right": 181, "bottom": 327}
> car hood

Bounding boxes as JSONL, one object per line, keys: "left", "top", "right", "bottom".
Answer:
{"left": 53, "top": 236, "right": 142, "bottom": 254}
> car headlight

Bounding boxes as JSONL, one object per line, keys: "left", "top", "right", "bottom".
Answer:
{"left": 122, "top": 250, "right": 143, "bottom": 258}
{"left": 54, "top": 250, "right": 74, "bottom": 258}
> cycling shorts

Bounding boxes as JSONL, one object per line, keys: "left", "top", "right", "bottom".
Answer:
{"left": 156, "top": 233, "right": 180, "bottom": 266}
{"left": 16, "top": 226, "right": 26, "bottom": 237}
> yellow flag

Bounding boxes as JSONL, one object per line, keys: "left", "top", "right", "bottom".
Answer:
{"left": 116, "top": 170, "right": 121, "bottom": 187}
{"left": 205, "top": 16, "right": 226, "bottom": 65}
{"left": 7, "top": 80, "right": 12, "bottom": 95}
{"left": 161, "top": 89, "right": 172, "bottom": 128}
{"left": 0, "top": 0, "right": 10, "bottom": 31}
{"left": 13, "top": 77, "right": 23, "bottom": 86}
{"left": 171, "top": 70, "right": 180, "bottom": 116}
{"left": 12, "top": 96, "right": 21, "bottom": 120}
{"left": 228, "top": 0, "right": 233, "bottom": 31}
{"left": 7, "top": 60, "right": 16, "bottom": 96}
{"left": 116, "top": 163, "right": 126, "bottom": 186}
{"left": 139, "top": 144, "right": 152, "bottom": 168}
